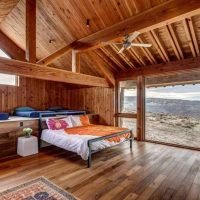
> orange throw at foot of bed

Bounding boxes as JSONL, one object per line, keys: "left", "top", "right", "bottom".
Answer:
{"left": 64, "top": 125, "right": 130, "bottom": 143}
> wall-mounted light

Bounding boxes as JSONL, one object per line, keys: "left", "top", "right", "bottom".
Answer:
{"left": 86, "top": 19, "right": 90, "bottom": 27}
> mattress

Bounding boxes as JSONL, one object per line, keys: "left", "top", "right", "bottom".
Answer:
{"left": 41, "top": 127, "right": 129, "bottom": 160}
{"left": 14, "top": 111, "right": 56, "bottom": 118}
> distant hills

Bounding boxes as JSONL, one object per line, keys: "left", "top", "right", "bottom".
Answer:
{"left": 124, "top": 96, "right": 200, "bottom": 117}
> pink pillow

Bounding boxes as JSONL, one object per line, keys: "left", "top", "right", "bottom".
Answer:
{"left": 46, "top": 118, "right": 70, "bottom": 130}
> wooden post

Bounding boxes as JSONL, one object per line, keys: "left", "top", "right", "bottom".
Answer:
{"left": 26, "top": 0, "right": 36, "bottom": 63}
{"left": 72, "top": 50, "right": 80, "bottom": 73}
{"left": 114, "top": 81, "right": 119, "bottom": 126}
{"left": 137, "top": 76, "right": 145, "bottom": 141}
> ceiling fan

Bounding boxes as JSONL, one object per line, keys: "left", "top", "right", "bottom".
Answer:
{"left": 109, "top": 31, "right": 152, "bottom": 54}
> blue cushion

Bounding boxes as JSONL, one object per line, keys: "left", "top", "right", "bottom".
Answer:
{"left": 48, "top": 106, "right": 64, "bottom": 111}
{"left": 15, "top": 107, "right": 35, "bottom": 111}
{"left": 0, "top": 113, "right": 9, "bottom": 120}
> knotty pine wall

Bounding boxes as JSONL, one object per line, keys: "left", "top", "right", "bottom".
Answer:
{"left": 0, "top": 77, "right": 114, "bottom": 125}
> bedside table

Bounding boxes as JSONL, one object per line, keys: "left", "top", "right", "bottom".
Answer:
{"left": 17, "top": 136, "right": 38, "bottom": 157}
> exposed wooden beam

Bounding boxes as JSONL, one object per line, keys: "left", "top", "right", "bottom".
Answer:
{"left": 182, "top": 18, "right": 197, "bottom": 57}
{"left": 130, "top": 48, "right": 146, "bottom": 66}
{"left": 26, "top": 0, "right": 36, "bottom": 63}
{"left": 72, "top": 50, "right": 81, "bottom": 73}
{"left": 188, "top": 17, "right": 200, "bottom": 56}
{"left": 86, "top": 52, "right": 115, "bottom": 87}
{"left": 168, "top": 24, "right": 184, "bottom": 59}
{"left": 117, "top": 57, "right": 200, "bottom": 80}
{"left": 76, "top": 0, "right": 200, "bottom": 50}
{"left": 165, "top": 25, "right": 181, "bottom": 60}
{"left": 38, "top": 0, "right": 200, "bottom": 64}
{"left": 110, "top": 45, "right": 136, "bottom": 69}
{"left": 151, "top": 30, "right": 170, "bottom": 62}
{"left": 120, "top": 73, "right": 200, "bottom": 88}
{"left": 137, "top": 76, "right": 145, "bottom": 141}
{"left": 0, "top": 57, "right": 109, "bottom": 87}
{"left": 147, "top": 31, "right": 166, "bottom": 62}
{"left": 135, "top": 38, "right": 156, "bottom": 65}
{"left": 95, "top": 49, "right": 119, "bottom": 72}
{"left": 37, "top": 44, "right": 75, "bottom": 65}
{"left": 101, "top": 47, "right": 128, "bottom": 71}
{"left": 0, "top": 31, "right": 25, "bottom": 61}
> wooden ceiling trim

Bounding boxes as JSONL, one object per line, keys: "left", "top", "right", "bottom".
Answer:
{"left": 165, "top": 25, "right": 181, "bottom": 60}
{"left": 110, "top": 45, "right": 137, "bottom": 69}
{"left": 86, "top": 52, "right": 115, "bottom": 87}
{"left": 26, "top": 0, "right": 36, "bottom": 63}
{"left": 0, "top": 57, "right": 109, "bottom": 87}
{"left": 117, "top": 57, "right": 200, "bottom": 80}
{"left": 137, "top": 37, "right": 157, "bottom": 64}
{"left": 0, "top": 30, "right": 25, "bottom": 61}
{"left": 151, "top": 30, "right": 170, "bottom": 62}
{"left": 188, "top": 17, "right": 200, "bottom": 56}
{"left": 182, "top": 18, "right": 197, "bottom": 57}
{"left": 167, "top": 24, "right": 184, "bottom": 59}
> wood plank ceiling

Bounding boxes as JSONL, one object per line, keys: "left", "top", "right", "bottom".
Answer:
{"left": 0, "top": 0, "right": 200, "bottom": 78}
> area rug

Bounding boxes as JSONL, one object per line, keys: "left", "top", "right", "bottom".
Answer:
{"left": 0, "top": 177, "right": 79, "bottom": 200}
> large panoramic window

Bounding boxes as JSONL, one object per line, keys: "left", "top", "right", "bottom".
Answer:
{"left": 0, "top": 49, "right": 18, "bottom": 86}
{"left": 118, "top": 80, "right": 137, "bottom": 137}
{"left": 145, "top": 82, "right": 200, "bottom": 148}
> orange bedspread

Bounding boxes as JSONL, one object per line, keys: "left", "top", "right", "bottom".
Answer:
{"left": 64, "top": 125, "right": 130, "bottom": 143}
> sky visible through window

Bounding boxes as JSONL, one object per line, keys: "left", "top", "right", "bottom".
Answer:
{"left": 0, "top": 49, "right": 17, "bottom": 86}
{"left": 124, "top": 84, "right": 200, "bottom": 101}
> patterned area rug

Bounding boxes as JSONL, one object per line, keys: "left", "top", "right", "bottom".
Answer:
{"left": 0, "top": 177, "right": 79, "bottom": 200}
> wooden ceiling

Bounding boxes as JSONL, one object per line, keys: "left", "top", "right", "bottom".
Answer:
{"left": 0, "top": 0, "right": 200, "bottom": 78}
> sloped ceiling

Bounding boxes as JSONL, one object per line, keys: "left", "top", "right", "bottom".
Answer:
{"left": 0, "top": 0, "right": 200, "bottom": 78}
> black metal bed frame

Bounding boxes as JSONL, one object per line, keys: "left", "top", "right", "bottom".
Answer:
{"left": 38, "top": 112, "right": 134, "bottom": 168}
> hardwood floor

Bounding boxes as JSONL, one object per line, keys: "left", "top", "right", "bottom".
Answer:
{"left": 0, "top": 141, "right": 200, "bottom": 200}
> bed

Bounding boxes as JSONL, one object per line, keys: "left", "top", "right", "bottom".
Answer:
{"left": 39, "top": 113, "right": 134, "bottom": 167}
{"left": 48, "top": 107, "right": 86, "bottom": 115}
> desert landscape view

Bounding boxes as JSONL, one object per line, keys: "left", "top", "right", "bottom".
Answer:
{"left": 121, "top": 87, "right": 200, "bottom": 148}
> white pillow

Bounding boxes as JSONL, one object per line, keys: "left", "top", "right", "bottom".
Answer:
{"left": 70, "top": 115, "right": 82, "bottom": 127}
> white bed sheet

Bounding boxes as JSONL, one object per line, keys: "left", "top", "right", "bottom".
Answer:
{"left": 41, "top": 129, "right": 127, "bottom": 160}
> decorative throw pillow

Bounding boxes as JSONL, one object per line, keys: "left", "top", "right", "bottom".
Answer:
{"left": 46, "top": 117, "right": 72, "bottom": 130}
{"left": 62, "top": 117, "right": 73, "bottom": 128}
{"left": 71, "top": 115, "right": 90, "bottom": 127}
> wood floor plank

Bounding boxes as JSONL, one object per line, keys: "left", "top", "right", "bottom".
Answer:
{"left": 0, "top": 142, "right": 199, "bottom": 200}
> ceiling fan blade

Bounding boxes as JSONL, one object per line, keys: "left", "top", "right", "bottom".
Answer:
{"left": 118, "top": 47, "right": 125, "bottom": 54}
{"left": 131, "top": 43, "right": 152, "bottom": 48}
{"left": 127, "top": 31, "right": 140, "bottom": 42}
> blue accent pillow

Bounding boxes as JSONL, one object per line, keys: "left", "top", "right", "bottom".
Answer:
{"left": 0, "top": 113, "right": 9, "bottom": 120}
{"left": 15, "top": 107, "right": 35, "bottom": 111}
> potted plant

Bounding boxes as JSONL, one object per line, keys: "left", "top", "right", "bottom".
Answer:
{"left": 23, "top": 128, "right": 33, "bottom": 138}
